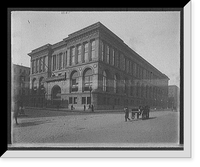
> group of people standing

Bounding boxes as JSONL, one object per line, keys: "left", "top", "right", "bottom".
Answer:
{"left": 124, "top": 105, "right": 150, "bottom": 122}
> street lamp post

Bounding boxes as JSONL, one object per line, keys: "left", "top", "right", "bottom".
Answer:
{"left": 89, "top": 85, "right": 93, "bottom": 112}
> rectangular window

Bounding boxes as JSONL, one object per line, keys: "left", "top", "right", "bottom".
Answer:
{"left": 83, "top": 42, "right": 88, "bottom": 62}
{"left": 82, "top": 97, "right": 86, "bottom": 104}
{"left": 112, "top": 49, "right": 115, "bottom": 66}
{"left": 36, "top": 59, "right": 39, "bottom": 73}
{"left": 71, "top": 47, "right": 75, "bottom": 65}
{"left": 39, "top": 58, "right": 41, "bottom": 72}
{"left": 74, "top": 97, "right": 77, "bottom": 104}
{"left": 134, "top": 63, "right": 137, "bottom": 76}
{"left": 100, "top": 40, "right": 104, "bottom": 61}
{"left": 56, "top": 55, "right": 59, "bottom": 70}
{"left": 77, "top": 45, "right": 82, "bottom": 63}
{"left": 65, "top": 51, "right": 68, "bottom": 67}
{"left": 69, "top": 97, "right": 73, "bottom": 104}
{"left": 59, "top": 53, "right": 62, "bottom": 69}
{"left": 43, "top": 56, "right": 45, "bottom": 72}
{"left": 106, "top": 45, "right": 110, "bottom": 64}
{"left": 53, "top": 55, "right": 56, "bottom": 71}
{"left": 87, "top": 97, "right": 91, "bottom": 105}
{"left": 91, "top": 40, "right": 95, "bottom": 60}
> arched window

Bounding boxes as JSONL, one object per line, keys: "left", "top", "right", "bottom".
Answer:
{"left": 70, "top": 71, "right": 79, "bottom": 92}
{"left": 83, "top": 68, "right": 93, "bottom": 91}
{"left": 39, "top": 77, "right": 45, "bottom": 94}
{"left": 32, "top": 78, "right": 37, "bottom": 95}
{"left": 32, "top": 78, "right": 37, "bottom": 90}
{"left": 103, "top": 71, "right": 107, "bottom": 92}
{"left": 114, "top": 74, "right": 117, "bottom": 93}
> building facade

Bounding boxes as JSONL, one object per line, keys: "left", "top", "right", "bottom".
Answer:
{"left": 168, "top": 85, "right": 180, "bottom": 111}
{"left": 28, "top": 22, "right": 169, "bottom": 110}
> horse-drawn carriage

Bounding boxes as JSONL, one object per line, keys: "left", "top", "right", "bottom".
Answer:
{"left": 130, "top": 107, "right": 141, "bottom": 119}
{"left": 130, "top": 106, "right": 150, "bottom": 120}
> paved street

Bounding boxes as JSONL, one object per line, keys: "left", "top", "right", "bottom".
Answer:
{"left": 11, "top": 109, "right": 180, "bottom": 147}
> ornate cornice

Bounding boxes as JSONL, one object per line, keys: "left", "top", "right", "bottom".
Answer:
{"left": 28, "top": 44, "right": 52, "bottom": 56}
{"left": 66, "top": 30, "right": 99, "bottom": 46}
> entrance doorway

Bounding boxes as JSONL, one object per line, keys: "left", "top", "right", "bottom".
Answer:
{"left": 51, "top": 85, "right": 61, "bottom": 108}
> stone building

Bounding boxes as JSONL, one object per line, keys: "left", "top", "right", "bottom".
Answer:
{"left": 28, "top": 22, "right": 169, "bottom": 110}
{"left": 12, "top": 64, "right": 30, "bottom": 105}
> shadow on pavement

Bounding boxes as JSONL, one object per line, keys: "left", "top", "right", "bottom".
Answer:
{"left": 16, "top": 120, "right": 52, "bottom": 127}
{"left": 129, "top": 116, "right": 157, "bottom": 122}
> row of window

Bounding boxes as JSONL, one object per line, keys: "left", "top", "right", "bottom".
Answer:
{"left": 69, "top": 96, "right": 91, "bottom": 105}
{"left": 100, "top": 40, "right": 157, "bottom": 81}
{"left": 31, "top": 40, "right": 96, "bottom": 74}
{"left": 31, "top": 56, "right": 48, "bottom": 74}
{"left": 50, "top": 40, "right": 96, "bottom": 72}
{"left": 31, "top": 39, "right": 159, "bottom": 83}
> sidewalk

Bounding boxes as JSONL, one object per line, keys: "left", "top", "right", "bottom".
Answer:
{"left": 24, "top": 106, "right": 124, "bottom": 113}
{"left": 25, "top": 106, "right": 172, "bottom": 113}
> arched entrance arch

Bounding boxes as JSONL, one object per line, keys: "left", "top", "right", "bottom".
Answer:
{"left": 51, "top": 85, "right": 61, "bottom": 100}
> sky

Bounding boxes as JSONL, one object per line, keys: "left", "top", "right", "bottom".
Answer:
{"left": 11, "top": 11, "right": 180, "bottom": 86}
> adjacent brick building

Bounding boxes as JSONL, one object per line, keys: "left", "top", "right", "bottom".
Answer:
{"left": 168, "top": 85, "right": 180, "bottom": 111}
{"left": 28, "top": 22, "right": 169, "bottom": 110}
{"left": 12, "top": 64, "right": 30, "bottom": 106}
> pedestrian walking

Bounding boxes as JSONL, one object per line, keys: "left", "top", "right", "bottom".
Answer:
{"left": 14, "top": 99, "right": 20, "bottom": 125}
{"left": 124, "top": 107, "right": 131, "bottom": 122}
{"left": 91, "top": 104, "right": 94, "bottom": 112}
{"left": 84, "top": 105, "right": 86, "bottom": 111}
{"left": 146, "top": 105, "right": 150, "bottom": 119}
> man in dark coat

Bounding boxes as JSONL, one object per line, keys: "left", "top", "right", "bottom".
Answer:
{"left": 146, "top": 105, "right": 150, "bottom": 119}
{"left": 91, "top": 104, "right": 94, "bottom": 112}
{"left": 124, "top": 107, "right": 131, "bottom": 122}
{"left": 142, "top": 106, "right": 147, "bottom": 119}
{"left": 14, "top": 99, "right": 20, "bottom": 125}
